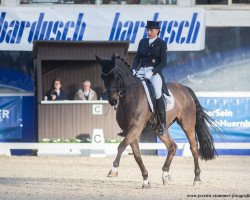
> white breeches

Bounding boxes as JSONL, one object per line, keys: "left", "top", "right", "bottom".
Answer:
{"left": 137, "top": 67, "right": 163, "bottom": 99}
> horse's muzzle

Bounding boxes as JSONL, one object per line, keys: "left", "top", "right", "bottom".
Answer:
{"left": 109, "top": 99, "right": 117, "bottom": 106}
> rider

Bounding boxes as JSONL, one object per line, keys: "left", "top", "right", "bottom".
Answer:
{"left": 132, "top": 20, "right": 167, "bottom": 135}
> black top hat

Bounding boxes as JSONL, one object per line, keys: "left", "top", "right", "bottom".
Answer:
{"left": 145, "top": 21, "right": 160, "bottom": 29}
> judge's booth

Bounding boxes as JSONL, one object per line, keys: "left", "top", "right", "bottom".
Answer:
{"left": 34, "top": 41, "right": 129, "bottom": 141}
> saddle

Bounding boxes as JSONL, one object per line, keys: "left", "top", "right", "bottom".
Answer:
{"left": 140, "top": 80, "right": 174, "bottom": 134}
{"left": 118, "top": 80, "right": 174, "bottom": 137}
{"left": 143, "top": 80, "right": 174, "bottom": 114}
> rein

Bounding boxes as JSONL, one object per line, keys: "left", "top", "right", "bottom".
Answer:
{"left": 102, "top": 65, "right": 142, "bottom": 98}
{"left": 117, "top": 78, "right": 142, "bottom": 97}
{"left": 101, "top": 65, "right": 118, "bottom": 76}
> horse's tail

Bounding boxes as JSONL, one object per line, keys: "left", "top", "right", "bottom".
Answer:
{"left": 186, "top": 86, "right": 217, "bottom": 160}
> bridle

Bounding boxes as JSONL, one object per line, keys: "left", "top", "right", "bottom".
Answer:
{"left": 101, "top": 65, "right": 141, "bottom": 98}
{"left": 101, "top": 65, "right": 125, "bottom": 98}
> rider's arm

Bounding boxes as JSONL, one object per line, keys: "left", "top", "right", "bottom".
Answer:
{"left": 132, "top": 40, "right": 142, "bottom": 70}
{"left": 152, "top": 41, "right": 167, "bottom": 74}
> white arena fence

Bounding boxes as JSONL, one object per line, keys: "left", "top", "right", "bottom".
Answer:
{"left": 1, "top": 92, "right": 249, "bottom": 157}
{"left": 1, "top": 142, "right": 250, "bottom": 157}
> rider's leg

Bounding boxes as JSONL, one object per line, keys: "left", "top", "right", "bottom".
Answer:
{"left": 149, "top": 73, "right": 166, "bottom": 134}
{"left": 156, "top": 96, "right": 166, "bottom": 134}
{"left": 159, "top": 74, "right": 170, "bottom": 96}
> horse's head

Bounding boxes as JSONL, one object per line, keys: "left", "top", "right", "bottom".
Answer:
{"left": 96, "top": 54, "right": 121, "bottom": 106}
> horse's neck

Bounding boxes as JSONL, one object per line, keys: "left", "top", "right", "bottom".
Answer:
{"left": 120, "top": 80, "right": 144, "bottom": 104}
{"left": 116, "top": 59, "right": 141, "bottom": 92}
{"left": 123, "top": 75, "right": 138, "bottom": 88}
{"left": 118, "top": 68, "right": 138, "bottom": 88}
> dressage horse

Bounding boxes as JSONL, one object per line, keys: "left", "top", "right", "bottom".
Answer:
{"left": 96, "top": 54, "right": 217, "bottom": 188}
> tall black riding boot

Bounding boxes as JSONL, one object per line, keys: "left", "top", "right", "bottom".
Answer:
{"left": 156, "top": 96, "right": 166, "bottom": 135}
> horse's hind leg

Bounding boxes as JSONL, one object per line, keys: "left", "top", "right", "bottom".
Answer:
{"left": 130, "top": 139, "right": 150, "bottom": 188}
{"left": 180, "top": 121, "right": 201, "bottom": 186}
{"left": 158, "top": 130, "right": 178, "bottom": 185}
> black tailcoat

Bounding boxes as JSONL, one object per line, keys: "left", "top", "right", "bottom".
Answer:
{"left": 46, "top": 89, "right": 67, "bottom": 100}
{"left": 132, "top": 37, "right": 167, "bottom": 75}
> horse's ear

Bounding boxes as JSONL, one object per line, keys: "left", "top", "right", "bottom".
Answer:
{"left": 95, "top": 55, "right": 103, "bottom": 65}
{"left": 111, "top": 54, "right": 116, "bottom": 66}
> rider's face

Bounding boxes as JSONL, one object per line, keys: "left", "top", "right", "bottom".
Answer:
{"left": 147, "top": 29, "right": 159, "bottom": 39}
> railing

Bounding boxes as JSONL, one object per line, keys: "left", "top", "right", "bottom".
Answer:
{"left": 19, "top": 0, "right": 177, "bottom": 4}
{"left": 1, "top": 142, "right": 250, "bottom": 156}
{"left": 19, "top": 0, "right": 250, "bottom": 5}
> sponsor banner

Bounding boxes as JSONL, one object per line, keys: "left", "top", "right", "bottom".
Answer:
{"left": 0, "top": 7, "right": 205, "bottom": 51}
{"left": 0, "top": 97, "right": 22, "bottom": 139}
{"left": 168, "top": 96, "right": 250, "bottom": 142}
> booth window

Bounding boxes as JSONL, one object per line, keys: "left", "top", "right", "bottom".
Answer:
{"left": 196, "top": 0, "right": 228, "bottom": 4}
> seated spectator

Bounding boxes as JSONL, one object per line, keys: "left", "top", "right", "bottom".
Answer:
{"left": 74, "top": 80, "right": 97, "bottom": 100}
{"left": 46, "top": 78, "right": 67, "bottom": 101}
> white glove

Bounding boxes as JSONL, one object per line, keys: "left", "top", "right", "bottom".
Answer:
{"left": 132, "top": 69, "right": 137, "bottom": 75}
{"left": 144, "top": 70, "right": 153, "bottom": 79}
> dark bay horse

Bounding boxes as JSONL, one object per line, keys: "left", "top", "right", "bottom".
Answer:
{"left": 96, "top": 54, "right": 216, "bottom": 188}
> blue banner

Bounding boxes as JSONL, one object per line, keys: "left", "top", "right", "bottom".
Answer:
{"left": 0, "top": 97, "right": 23, "bottom": 139}
{"left": 0, "top": 68, "right": 34, "bottom": 92}
{"left": 200, "top": 97, "right": 250, "bottom": 142}
{"left": 168, "top": 96, "right": 250, "bottom": 143}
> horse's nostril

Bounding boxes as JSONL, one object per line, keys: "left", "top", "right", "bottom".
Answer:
{"left": 108, "top": 99, "right": 117, "bottom": 106}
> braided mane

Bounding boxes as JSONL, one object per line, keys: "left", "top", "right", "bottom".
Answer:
{"left": 115, "top": 55, "right": 131, "bottom": 69}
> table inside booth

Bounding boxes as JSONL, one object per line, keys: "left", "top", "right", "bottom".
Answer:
{"left": 38, "top": 100, "right": 120, "bottom": 141}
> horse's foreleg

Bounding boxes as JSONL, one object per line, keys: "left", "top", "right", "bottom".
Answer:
{"left": 130, "top": 139, "right": 150, "bottom": 188}
{"left": 107, "top": 130, "right": 138, "bottom": 177}
{"left": 158, "top": 131, "right": 177, "bottom": 185}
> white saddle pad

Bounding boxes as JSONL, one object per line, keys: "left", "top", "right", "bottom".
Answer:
{"left": 142, "top": 81, "right": 174, "bottom": 112}
{"left": 164, "top": 91, "right": 175, "bottom": 112}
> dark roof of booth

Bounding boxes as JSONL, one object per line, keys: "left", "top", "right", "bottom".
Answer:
{"left": 33, "top": 41, "right": 130, "bottom": 60}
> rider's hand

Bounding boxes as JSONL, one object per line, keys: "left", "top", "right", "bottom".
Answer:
{"left": 144, "top": 70, "right": 153, "bottom": 79}
{"left": 132, "top": 69, "right": 137, "bottom": 75}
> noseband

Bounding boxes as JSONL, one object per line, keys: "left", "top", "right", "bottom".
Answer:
{"left": 102, "top": 64, "right": 142, "bottom": 100}
{"left": 101, "top": 65, "right": 125, "bottom": 97}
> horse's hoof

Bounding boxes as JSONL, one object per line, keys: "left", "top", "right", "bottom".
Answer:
{"left": 162, "top": 175, "right": 171, "bottom": 185}
{"left": 142, "top": 179, "right": 151, "bottom": 189}
{"left": 142, "top": 182, "right": 151, "bottom": 189}
{"left": 162, "top": 171, "right": 171, "bottom": 185}
{"left": 193, "top": 180, "right": 202, "bottom": 186}
{"left": 107, "top": 170, "right": 118, "bottom": 177}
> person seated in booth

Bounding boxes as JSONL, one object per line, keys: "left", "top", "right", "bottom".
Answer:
{"left": 74, "top": 80, "right": 97, "bottom": 100}
{"left": 46, "top": 78, "right": 67, "bottom": 101}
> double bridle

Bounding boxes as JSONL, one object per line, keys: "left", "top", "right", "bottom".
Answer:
{"left": 101, "top": 65, "right": 141, "bottom": 98}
